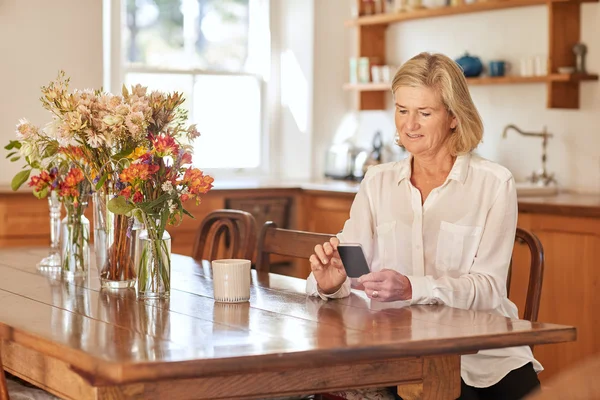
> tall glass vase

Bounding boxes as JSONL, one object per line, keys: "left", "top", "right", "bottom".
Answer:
{"left": 37, "top": 190, "right": 62, "bottom": 271}
{"left": 137, "top": 215, "right": 171, "bottom": 299}
{"left": 92, "top": 189, "right": 137, "bottom": 289}
{"left": 61, "top": 195, "right": 90, "bottom": 278}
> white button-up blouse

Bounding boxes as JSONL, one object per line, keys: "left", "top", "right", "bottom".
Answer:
{"left": 306, "top": 153, "right": 542, "bottom": 388}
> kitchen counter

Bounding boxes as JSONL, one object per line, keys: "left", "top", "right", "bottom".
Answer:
{"left": 3, "top": 180, "right": 600, "bottom": 218}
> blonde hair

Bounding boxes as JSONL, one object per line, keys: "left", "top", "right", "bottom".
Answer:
{"left": 391, "top": 52, "right": 483, "bottom": 155}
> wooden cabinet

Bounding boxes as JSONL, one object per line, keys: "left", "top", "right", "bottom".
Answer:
{"left": 345, "top": 0, "right": 598, "bottom": 110}
{"left": 302, "top": 191, "right": 355, "bottom": 234}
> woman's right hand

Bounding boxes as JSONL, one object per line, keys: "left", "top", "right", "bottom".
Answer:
{"left": 309, "top": 237, "right": 347, "bottom": 294}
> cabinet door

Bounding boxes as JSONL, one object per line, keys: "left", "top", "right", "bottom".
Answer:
{"left": 518, "top": 214, "right": 600, "bottom": 381}
{"left": 304, "top": 193, "right": 354, "bottom": 234}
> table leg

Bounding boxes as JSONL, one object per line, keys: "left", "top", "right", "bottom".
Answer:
{"left": 397, "top": 355, "right": 461, "bottom": 400}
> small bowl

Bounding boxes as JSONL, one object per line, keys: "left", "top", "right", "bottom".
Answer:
{"left": 557, "top": 66, "right": 576, "bottom": 74}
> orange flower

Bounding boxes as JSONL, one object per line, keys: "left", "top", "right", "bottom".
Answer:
{"left": 63, "top": 167, "right": 84, "bottom": 187}
{"left": 28, "top": 170, "right": 55, "bottom": 192}
{"left": 152, "top": 134, "right": 179, "bottom": 157}
{"left": 178, "top": 168, "right": 214, "bottom": 202}
{"left": 119, "top": 163, "right": 159, "bottom": 184}
{"left": 60, "top": 145, "right": 84, "bottom": 161}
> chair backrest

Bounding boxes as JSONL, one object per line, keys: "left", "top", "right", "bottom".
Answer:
{"left": 0, "top": 346, "right": 9, "bottom": 400}
{"left": 507, "top": 227, "right": 545, "bottom": 322}
{"left": 192, "top": 209, "right": 257, "bottom": 262}
{"left": 256, "top": 222, "right": 334, "bottom": 273}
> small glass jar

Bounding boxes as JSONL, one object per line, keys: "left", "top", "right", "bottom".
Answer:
{"left": 61, "top": 196, "right": 90, "bottom": 278}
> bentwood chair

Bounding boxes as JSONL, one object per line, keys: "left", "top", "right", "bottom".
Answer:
{"left": 192, "top": 209, "right": 257, "bottom": 262}
{"left": 508, "top": 227, "right": 545, "bottom": 323}
{"left": 0, "top": 346, "right": 8, "bottom": 400}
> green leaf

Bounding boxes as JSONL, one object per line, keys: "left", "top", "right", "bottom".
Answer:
{"left": 4, "top": 140, "right": 21, "bottom": 151}
{"left": 6, "top": 151, "right": 16, "bottom": 159}
{"left": 112, "top": 146, "right": 134, "bottom": 160}
{"left": 11, "top": 169, "right": 31, "bottom": 191}
{"left": 181, "top": 207, "right": 194, "bottom": 219}
{"left": 9, "top": 156, "right": 20, "bottom": 162}
{"left": 33, "top": 187, "right": 49, "bottom": 199}
{"left": 95, "top": 173, "right": 108, "bottom": 191}
{"left": 107, "top": 196, "right": 135, "bottom": 216}
{"left": 43, "top": 142, "right": 59, "bottom": 158}
{"left": 139, "top": 192, "right": 171, "bottom": 213}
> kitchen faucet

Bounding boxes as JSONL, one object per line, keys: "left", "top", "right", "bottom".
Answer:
{"left": 502, "top": 124, "right": 556, "bottom": 186}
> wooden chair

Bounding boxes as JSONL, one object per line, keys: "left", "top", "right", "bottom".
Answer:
{"left": 0, "top": 346, "right": 8, "bottom": 400}
{"left": 525, "top": 352, "right": 600, "bottom": 399}
{"left": 508, "top": 227, "right": 545, "bottom": 322}
{"left": 255, "top": 222, "right": 334, "bottom": 273}
{"left": 192, "top": 209, "right": 257, "bottom": 262}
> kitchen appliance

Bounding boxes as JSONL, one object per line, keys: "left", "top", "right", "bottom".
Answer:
{"left": 324, "top": 141, "right": 363, "bottom": 180}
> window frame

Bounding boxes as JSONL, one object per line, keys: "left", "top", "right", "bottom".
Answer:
{"left": 103, "top": 0, "right": 272, "bottom": 178}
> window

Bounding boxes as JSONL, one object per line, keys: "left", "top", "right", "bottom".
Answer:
{"left": 111, "top": 0, "right": 270, "bottom": 172}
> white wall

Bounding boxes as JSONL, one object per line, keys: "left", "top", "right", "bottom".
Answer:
{"left": 275, "top": 0, "right": 315, "bottom": 180}
{"left": 0, "top": 0, "right": 103, "bottom": 186}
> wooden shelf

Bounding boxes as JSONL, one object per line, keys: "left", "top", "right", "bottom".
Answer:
{"left": 343, "top": 83, "right": 391, "bottom": 91}
{"left": 347, "top": 0, "right": 598, "bottom": 109}
{"left": 345, "top": 0, "right": 596, "bottom": 27}
{"left": 344, "top": 74, "right": 598, "bottom": 92}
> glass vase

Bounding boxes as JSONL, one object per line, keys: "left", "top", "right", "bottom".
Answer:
{"left": 37, "top": 190, "right": 62, "bottom": 271}
{"left": 92, "top": 189, "right": 137, "bottom": 289}
{"left": 61, "top": 196, "right": 90, "bottom": 278}
{"left": 137, "top": 218, "right": 171, "bottom": 300}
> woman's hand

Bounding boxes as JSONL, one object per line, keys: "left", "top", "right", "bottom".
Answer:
{"left": 358, "top": 269, "right": 413, "bottom": 302}
{"left": 309, "top": 237, "right": 347, "bottom": 294}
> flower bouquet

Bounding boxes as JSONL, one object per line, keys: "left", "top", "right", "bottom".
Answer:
{"left": 108, "top": 127, "right": 214, "bottom": 299}
{"left": 6, "top": 122, "right": 92, "bottom": 276}
{"left": 6, "top": 72, "right": 213, "bottom": 292}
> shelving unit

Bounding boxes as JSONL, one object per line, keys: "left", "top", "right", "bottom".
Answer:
{"left": 346, "top": 0, "right": 598, "bottom": 110}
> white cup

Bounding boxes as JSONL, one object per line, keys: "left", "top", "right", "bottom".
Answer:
{"left": 520, "top": 57, "right": 535, "bottom": 77}
{"left": 212, "top": 259, "right": 251, "bottom": 303}
{"left": 534, "top": 55, "right": 548, "bottom": 76}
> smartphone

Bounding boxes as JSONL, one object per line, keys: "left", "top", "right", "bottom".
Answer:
{"left": 337, "top": 243, "right": 371, "bottom": 278}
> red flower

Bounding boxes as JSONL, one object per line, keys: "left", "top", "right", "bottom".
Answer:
{"left": 132, "top": 191, "right": 144, "bottom": 203}
{"left": 180, "top": 152, "right": 193, "bottom": 165}
{"left": 152, "top": 134, "right": 179, "bottom": 157}
{"left": 120, "top": 186, "right": 132, "bottom": 199}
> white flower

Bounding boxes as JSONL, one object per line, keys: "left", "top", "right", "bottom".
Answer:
{"left": 167, "top": 199, "right": 177, "bottom": 214}
{"left": 161, "top": 181, "right": 174, "bottom": 194}
{"left": 15, "top": 119, "right": 37, "bottom": 140}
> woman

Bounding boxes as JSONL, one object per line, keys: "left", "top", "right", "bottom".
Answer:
{"left": 306, "top": 52, "right": 542, "bottom": 400}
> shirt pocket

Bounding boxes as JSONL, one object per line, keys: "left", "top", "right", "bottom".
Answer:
{"left": 375, "top": 221, "right": 396, "bottom": 270}
{"left": 436, "top": 221, "right": 483, "bottom": 272}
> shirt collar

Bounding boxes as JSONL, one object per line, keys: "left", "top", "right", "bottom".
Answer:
{"left": 397, "top": 153, "right": 471, "bottom": 185}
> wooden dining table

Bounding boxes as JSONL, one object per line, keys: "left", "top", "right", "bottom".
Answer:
{"left": 0, "top": 248, "right": 575, "bottom": 400}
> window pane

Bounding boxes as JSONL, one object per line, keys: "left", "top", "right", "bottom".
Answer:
{"left": 192, "top": 75, "right": 261, "bottom": 169}
{"left": 124, "top": 0, "right": 250, "bottom": 71}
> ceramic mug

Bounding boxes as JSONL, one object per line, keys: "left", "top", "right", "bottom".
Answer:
{"left": 489, "top": 60, "right": 509, "bottom": 77}
{"left": 212, "top": 259, "right": 251, "bottom": 303}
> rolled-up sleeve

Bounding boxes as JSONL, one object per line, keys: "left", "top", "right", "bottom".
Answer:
{"left": 306, "top": 169, "right": 377, "bottom": 300}
{"left": 407, "top": 177, "right": 517, "bottom": 310}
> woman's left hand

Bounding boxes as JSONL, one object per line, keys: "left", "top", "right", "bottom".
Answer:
{"left": 358, "top": 269, "right": 413, "bottom": 302}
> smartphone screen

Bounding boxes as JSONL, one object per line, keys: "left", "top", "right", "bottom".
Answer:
{"left": 337, "top": 244, "right": 371, "bottom": 278}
